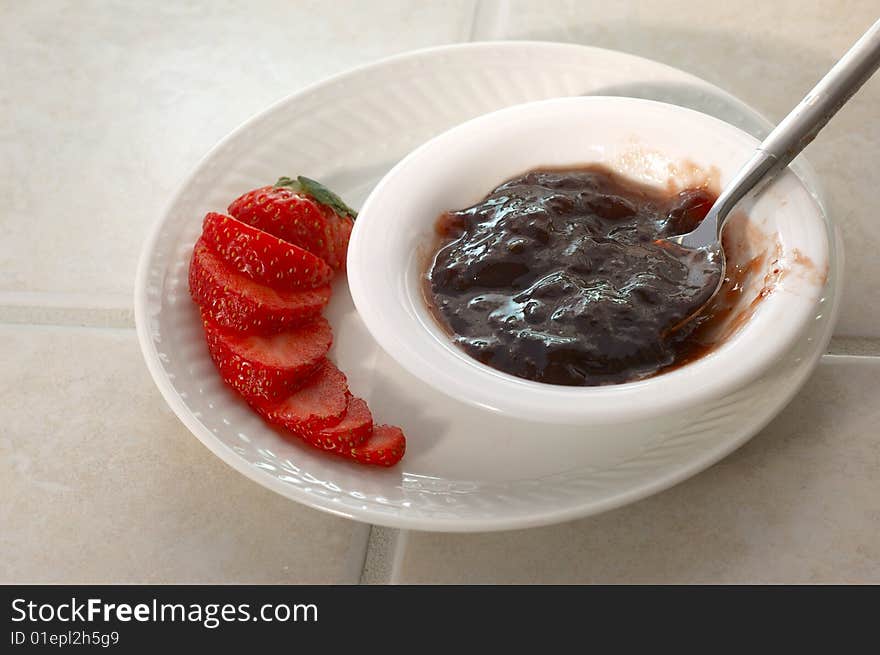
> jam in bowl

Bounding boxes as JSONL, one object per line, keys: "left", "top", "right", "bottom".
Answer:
{"left": 425, "top": 165, "right": 727, "bottom": 386}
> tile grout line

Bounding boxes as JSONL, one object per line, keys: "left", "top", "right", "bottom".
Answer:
{"left": 0, "top": 290, "right": 133, "bottom": 306}
{"left": 0, "top": 309, "right": 136, "bottom": 329}
{"left": 0, "top": 291, "right": 135, "bottom": 329}
{"left": 468, "top": 0, "right": 509, "bottom": 41}
{"left": 347, "top": 522, "right": 374, "bottom": 584}
{"left": 824, "top": 336, "right": 880, "bottom": 357}
{"left": 359, "top": 526, "right": 400, "bottom": 584}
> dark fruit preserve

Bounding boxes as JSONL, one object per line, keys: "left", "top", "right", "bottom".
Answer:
{"left": 426, "top": 165, "right": 725, "bottom": 386}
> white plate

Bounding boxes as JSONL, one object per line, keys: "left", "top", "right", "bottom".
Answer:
{"left": 135, "top": 42, "right": 841, "bottom": 532}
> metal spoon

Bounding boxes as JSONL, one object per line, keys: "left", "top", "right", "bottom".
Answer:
{"left": 667, "top": 18, "right": 880, "bottom": 314}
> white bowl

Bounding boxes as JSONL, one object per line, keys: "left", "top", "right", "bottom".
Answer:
{"left": 349, "top": 96, "right": 830, "bottom": 425}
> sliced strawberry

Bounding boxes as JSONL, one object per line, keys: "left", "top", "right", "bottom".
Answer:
{"left": 228, "top": 176, "right": 356, "bottom": 269}
{"left": 190, "top": 176, "right": 407, "bottom": 467}
{"left": 302, "top": 396, "right": 373, "bottom": 451}
{"left": 203, "top": 314, "right": 332, "bottom": 402}
{"left": 201, "top": 212, "right": 333, "bottom": 290}
{"left": 255, "top": 360, "right": 350, "bottom": 434}
{"left": 189, "top": 238, "right": 330, "bottom": 333}
{"left": 328, "top": 215, "right": 354, "bottom": 272}
{"left": 347, "top": 424, "right": 406, "bottom": 467}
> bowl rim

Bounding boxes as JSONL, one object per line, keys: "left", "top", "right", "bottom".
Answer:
{"left": 348, "top": 95, "right": 830, "bottom": 424}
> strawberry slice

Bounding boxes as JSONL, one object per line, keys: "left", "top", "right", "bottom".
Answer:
{"left": 328, "top": 215, "right": 354, "bottom": 272}
{"left": 203, "top": 314, "right": 332, "bottom": 402}
{"left": 255, "top": 360, "right": 350, "bottom": 434}
{"left": 347, "top": 424, "right": 406, "bottom": 467}
{"left": 303, "top": 396, "right": 373, "bottom": 451}
{"left": 228, "top": 176, "right": 356, "bottom": 269}
{"left": 189, "top": 237, "right": 330, "bottom": 333}
{"left": 201, "top": 212, "right": 333, "bottom": 290}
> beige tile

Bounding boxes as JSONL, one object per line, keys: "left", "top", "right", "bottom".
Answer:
{"left": 476, "top": 0, "right": 880, "bottom": 336}
{"left": 0, "top": 0, "right": 473, "bottom": 299}
{"left": 0, "top": 326, "right": 369, "bottom": 583}
{"left": 392, "top": 357, "right": 880, "bottom": 583}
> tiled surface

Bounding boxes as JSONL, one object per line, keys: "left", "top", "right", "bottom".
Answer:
{"left": 0, "top": 326, "right": 370, "bottom": 583}
{"left": 0, "top": 0, "right": 473, "bottom": 302}
{"left": 384, "top": 357, "right": 880, "bottom": 584}
{"left": 3, "top": 1, "right": 880, "bottom": 585}
{"left": 473, "top": 0, "right": 880, "bottom": 337}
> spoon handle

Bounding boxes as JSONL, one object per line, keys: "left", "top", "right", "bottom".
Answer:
{"left": 711, "top": 19, "right": 880, "bottom": 235}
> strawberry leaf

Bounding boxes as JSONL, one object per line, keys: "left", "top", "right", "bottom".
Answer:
{"left": 274, "top": 176, "right": 357, "bottom": 220}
